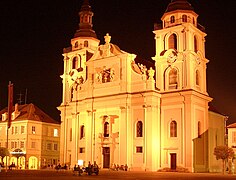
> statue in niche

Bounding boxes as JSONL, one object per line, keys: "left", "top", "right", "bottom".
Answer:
{"left": 96, "top": 66, "right": 115, "bottom": 83}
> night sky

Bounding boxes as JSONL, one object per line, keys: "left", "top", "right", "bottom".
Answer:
{"left": 0, "top": 0, "right": 235, "bottom": 125}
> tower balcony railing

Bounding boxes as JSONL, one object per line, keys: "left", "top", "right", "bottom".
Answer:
{"left": 154, "top": 18, "right": 205, "bottom": 32}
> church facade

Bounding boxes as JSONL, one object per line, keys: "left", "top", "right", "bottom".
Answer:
{"left": 58, "top": 0, "right": 225, "bottom": 172}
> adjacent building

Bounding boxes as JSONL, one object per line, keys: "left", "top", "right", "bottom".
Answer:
{"left": 0, "top": 103, "right": 60, "bottom": 169}
{"left": 58, "top": 0, "right": 226, "bottom": 172}
{"left": 227, "top": 122, "right": 236, "bottom": 158}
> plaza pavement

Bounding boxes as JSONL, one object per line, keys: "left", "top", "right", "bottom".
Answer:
{"left": 0, "top": 169, "right": 236, "bottom": 180}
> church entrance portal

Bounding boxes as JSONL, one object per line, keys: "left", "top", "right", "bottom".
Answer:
{"left": 103, "top": 147, "right": 110, "bottom": 168}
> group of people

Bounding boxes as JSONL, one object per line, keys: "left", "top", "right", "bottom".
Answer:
{"left": 111, "top": 163, "right": 128, "bottom": 171}
{"left": 73, "top": 161, "right": 99, "bottom": 176}
{"left": 55, "top": 163, "right": 68, "bottom": 170}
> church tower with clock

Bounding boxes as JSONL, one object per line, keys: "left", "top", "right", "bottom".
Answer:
{"left": 58, "top": 0, "right": 225, "bottom": 173}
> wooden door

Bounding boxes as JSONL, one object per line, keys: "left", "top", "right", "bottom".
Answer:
{"left": 103, "top": 147, "right": 110, "bottom": 168}
{"left": 170, "top": 153, "right": 177, "bottom": 170}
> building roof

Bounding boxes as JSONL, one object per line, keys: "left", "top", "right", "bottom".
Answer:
{"left": 165, "top": 0, "right": 194, "bottom": 13}
{"left": 0, "top": 103, "right": 60, "bottom": 124}
{"left": 227, "top": 122, "right": 236, "bottom": 128}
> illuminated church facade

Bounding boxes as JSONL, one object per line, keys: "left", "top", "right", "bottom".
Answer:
{"left": 58, "top": 0, "right": 225, "bottom": 172}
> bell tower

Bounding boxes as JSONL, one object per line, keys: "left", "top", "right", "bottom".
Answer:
{"left": 153, "top": 0, "right": 208, "bottom": 94}
{"left": 153, "top": 0, "right": 212, "bottom": 172}
{"left": 61, "top": 0, "right": 100, "bottom": 104}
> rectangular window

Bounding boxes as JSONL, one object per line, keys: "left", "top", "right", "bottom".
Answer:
{"left": 232, "top": 132, "right": 236, "bottom": 143}
{"left": 54, "top": 129, "right": 59, "bottom": 137}
{"left": 32, "top": 126, "right": 36, "bottom": 134}
{"left": 79, "top": 147, "right": 85, "bottom": 153}
{"left": 136, "top": 146, "right": 143, "bottom": 153}
{"left": 54, "top": 144, "right": 58, "bottom": 151}
{"left": 20, "top": 141, "right": 25, "bottom": 148}
{"left": 47, "top": 143, "right": 52, "bottom": 150}
{"left": 15, "top": 126, "right": 18, "bottom": 134}
{"left": 0, "top": 142, "right": 1, "bottom": 147}
{"left": 11, "top": 142, "right": 14, "bottom": 149}
{"left": 12, "top": 127, "right": 14, "bottom": 135}
{"left": 21, "top": 126, "right": 25, "bottom": 134}
{"left": 31, "top": 142, "right": 36, "bottom": 148}
{"left": 14, "top": 141, "right": 17, "bottom": 148}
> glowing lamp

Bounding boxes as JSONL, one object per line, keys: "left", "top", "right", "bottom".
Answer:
{"left": 78, "top": 160, "right": 83, "bottom": 166}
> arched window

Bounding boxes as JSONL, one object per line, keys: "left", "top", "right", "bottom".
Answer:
{"left": 104, "top": 122, "right": 109, "bottom": 137}
{"left": 170, "top": 121, "right": 177, "bottom": 137}
{"left": 170, "top": 16, "right": 175, "bottom": 23}
{"left": 80, "top": 125, "right": 85, "bottom": 139}
{"left": 72, "top": 57, "right": 78, "bottom": 69}
{"left": 198, "top": 121, "right": 201, "bottom": 138}
{"left": 182, "top": 15, "right": 187, "bottom": 22}
{"left": 169, "top": 68, "right": 178, "bottom": 89}
{"left": 136, "top": 121, "right": 143, "bottom": 137}
{"left": 84, "top": 41, "right": 88, "bottom": 47}
{"left": 196, "top": 70, "right": 200, "bottom": 86}
{"left": 75, "top": 41, "right": 78, "bottom": 48}
{"left": 168, "top": 34, "right": 177, "bottom": 50}
{"left": 194, "top": 35, "right": 198, "bottom": 53}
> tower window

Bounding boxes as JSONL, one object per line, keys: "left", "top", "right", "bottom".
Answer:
{"left": 168, "top": 34, "right": 177, "bottom": 50}
{"left": 182, "top": 15, "right": 187, "bottom": 22}
{"left": 75, "top": 41, "right": 78, "bottom": 48}
{"left": 72, "top": 57, "right": 78, "bottom": 69}
{"left": 84, "top": 41, "right": 88, "bottom": 47}
{"left": 170, "top": 120, "right": 177, "bottom": 137}
{"left": 136, "top": 121, "right": 143, "bottom": 137}
{"left": 169, "top": 68, "right": 178, "bottom": 89}
{"left": 80, "top": 125, "right": 85, "bottom": 139}
{"left": 194, "top": 36, "right": 198, "bottom": 53}
{"left": 104, "top": 122, "right": 109, "bottom": 137}
{"left": 196, "top": 70, "right": 200, "bottom": 86}
{"left": 170, "top": 16, "right": 175, "bottom": 23}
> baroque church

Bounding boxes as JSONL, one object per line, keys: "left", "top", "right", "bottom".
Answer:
{"left": 58, "top": 0, "right": 226, "bottom": 172}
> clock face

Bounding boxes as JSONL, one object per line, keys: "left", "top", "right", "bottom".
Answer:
{"left": 167, "top": 51, "right": 177, "bottom": 63}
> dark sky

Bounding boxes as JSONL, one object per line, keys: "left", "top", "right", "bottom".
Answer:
{"left": 0, "top": 0, "right": 235, "bottom": 125}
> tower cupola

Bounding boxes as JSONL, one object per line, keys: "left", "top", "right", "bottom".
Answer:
{"left": 74, "top": 0, "right": 97, "bottom": 38}
{"left": 161, "top": 0, "right": 198, "bottom": 29}
{"left": 165, "top": 0, "right": 194, "bottom": 13}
